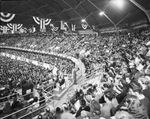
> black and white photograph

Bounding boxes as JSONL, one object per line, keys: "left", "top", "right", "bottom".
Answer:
{"left": 0, "top": 0, "right": 150, "bottom": 119}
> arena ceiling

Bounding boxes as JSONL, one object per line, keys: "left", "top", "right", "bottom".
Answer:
{"left": 1, "top": 0, "right": 150, "bottom": 29}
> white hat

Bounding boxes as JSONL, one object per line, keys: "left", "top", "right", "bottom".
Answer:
{"left": 146, "top": 41, "right": 150, "bottom": 46}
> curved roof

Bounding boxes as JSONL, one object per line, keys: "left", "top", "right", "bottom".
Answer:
{"left": 1, "top": 0, "right": 150, "bottom": 29}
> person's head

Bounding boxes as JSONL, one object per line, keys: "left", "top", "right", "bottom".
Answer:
{"left": 124, "top": 94, "right": 148, "bottom": 118}
{"left": 104, "top": 89, "right": 115, "bottom": 101}
{"left": 146, "top": 60, "right": 150, "bottom": 65}
{"left": 39, "top": 92, "right": 44, "bottom": 97}
{"left": 46, "top": 107, "right": 51, "bottom": 113}
{"left": 90, "top": 100, "right": 101, "bottom": 115}
{"left": 56, "top": 107, "right": 62, "bottom": 114}
{"left": 62, "top": 103, "right": 69, "bottom": 111}
{"left": 37, "top": 114, "right": 43, "bottom": 119}
{"left": 122, "top": 67, "right": 128, "bottom": 74}
{"left": 130, "top": 81, "right": 143, "bottom": 94}
{"left": 124, "top": 95, "right": 142, "bottom": 112}
{"left": 80, "top": 99, "right": 86, "bottom": 107}
{"left": 115, "top": 110, "right": 134, "bottom": 119}
{"left": 13, "top": 95, "right": 18, "bottom": 102}
{"left": 34, "top": 97, "right": 38, "bottom": 102}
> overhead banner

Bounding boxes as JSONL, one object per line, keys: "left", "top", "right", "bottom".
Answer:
{"left": 71, "top": 24, "right": 76, "bottom": 31}
{"left": 33, "top": 16, "right": 51, "bottom": 32}
{"left": 60, "top": 21, "right": 67, "bottom": 31}
{"left": 0, "top": 25, "right": 10, "bottom": 34}
{"left": 81, "top": 22, "right": 88, "bottom": 30}
{"left": 7, "top": 23, "right": 22, "bottom": 33}
{"left": 50, "top": 24, "right": 59, "bottom": 32}
{"left": 0, "top": 12, "right": 15, "bottom": 22}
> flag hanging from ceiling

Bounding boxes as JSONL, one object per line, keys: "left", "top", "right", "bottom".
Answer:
{"left": 0, "top": 12, "right": 15, "bottom": 22}
{"left": 7, "top": 23, "right": 22, "bottom": 33}
{"left": 71, "top": 24, "right": 76, "bottom": 31}
{"left": 0, "top": 25, "right": 10, "bottom": 34}
{"left": 33, "top": 16, "right": 51, "bottom": 32}
{"left": 60, "top": 21, "right": 67, "bottom": 31}
{"left": 81, "top": 22, "right": 88, "bottom": 30}
{"left": 50, "top": 24, "right": 59, "bottom": 32}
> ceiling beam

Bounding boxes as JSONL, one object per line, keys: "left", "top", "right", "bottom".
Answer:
{"left": 24, "top": 1, "right": 44, "bottom": 18}
{"left": 63, "top": 0, "right": 92, "bottom": 29}
{"left": 67, "top": 17, "right": 81, "bottom": 22}
{"left": 37, "top": 5, "right": 49, "bottom": 11}
{"left": 2, "top": 2, "right": 24, "bottom": 14}
{"left": 43, "top": 0, "right": 70, "bottom": 21}
{"left": 75, "top": 0, "right": 85, "bottom": 9}
{"left": 80, "top": 2, "right": 99, "bottom": 25}
{"left": 116, "top": 13, "right": 131, "bottom": 26}
{"left": 46, "top": 12, "right": 57, "bottom": 18}
{"left": 60, "top": 8, "right": 72, "bottom": 14}
{"left": 63, "top": 0, "right": 82, "bottom": 18}
{"left": 87, "top": 0, "right": 116, "bottom": 27}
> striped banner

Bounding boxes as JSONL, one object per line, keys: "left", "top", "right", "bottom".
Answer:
{"left": 50, "top": 24, "right": 58, "bottom": 32}
{"left": 33, "top": 16, "right": 51, "bottom": 32}
{"left": 0, "top": 12, "right": 15, "bottom": 22}
{"left": 0, "top": 26, "right": 9, "bottom": 34}
{"left": 60, "top": 21, "right": 67, "bottom": 31}
{"left": 7, "top": 23, "right": 22, "bottom": 33}
{"left": 71, "top": 24, "right": 75, "bottom": 31}
{"left": 81, "top": 22, "right": 88, "bottom": 30}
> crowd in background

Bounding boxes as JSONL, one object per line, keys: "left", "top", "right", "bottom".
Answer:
{"left": 1, "top": 50, "right": 75, "bottom": 74}
{"left": 0, "top": 25, "right": 150, "bottom": 119}
{"left": 0, "top": 55, "right": 73, "bottom": 119}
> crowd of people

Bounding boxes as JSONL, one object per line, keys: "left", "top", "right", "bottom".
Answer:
{"left": 0, "top": 55, "right": 73, "bottom": 119}
{"left": 0, "top": 25, "right": 150, "bottom": 119}
{"left": 1, "top": 49, "right": 75, "bottom": 75}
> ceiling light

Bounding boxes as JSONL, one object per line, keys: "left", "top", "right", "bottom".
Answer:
{"left": 111, "top": 0, "right": 125, "bottom": 9}
{"left": 99, "top": 11, "right": 105, "bottom": 16}
{"left": 81, "top": 19, "right": 86, "bottom": 22}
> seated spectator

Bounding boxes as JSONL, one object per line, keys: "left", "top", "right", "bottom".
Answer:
{"left": 11, "top": 95, "right": 21, "bottom": 111}
{"left": 54, "top": 107, "right": 62, "bottom": 119}
{"left": 75, "top": 99, "right": 88, "bottom": 118}
{"left": 130, "top": 83, "right": 150, "bottom": 118}
{"left": 32, "top": 97, "right": 39, "bottom": 110}
{"left": 43, "top": 107, "right": 54, "bottom": 119}
{"left": 37, "top": 114, "right": 43, "bottom": 119}
{"left": 100, "top": 90, "right": 116, "bottom": 119}
{"left": 3, "top": 97, "right": 11, "bottom": 114}
{"left": 124, "top": 95, "right": 149, "bottom": 119}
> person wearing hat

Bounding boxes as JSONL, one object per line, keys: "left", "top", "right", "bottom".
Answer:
{"left": 129, "top": 82, "right": 150, "bottom": 119}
